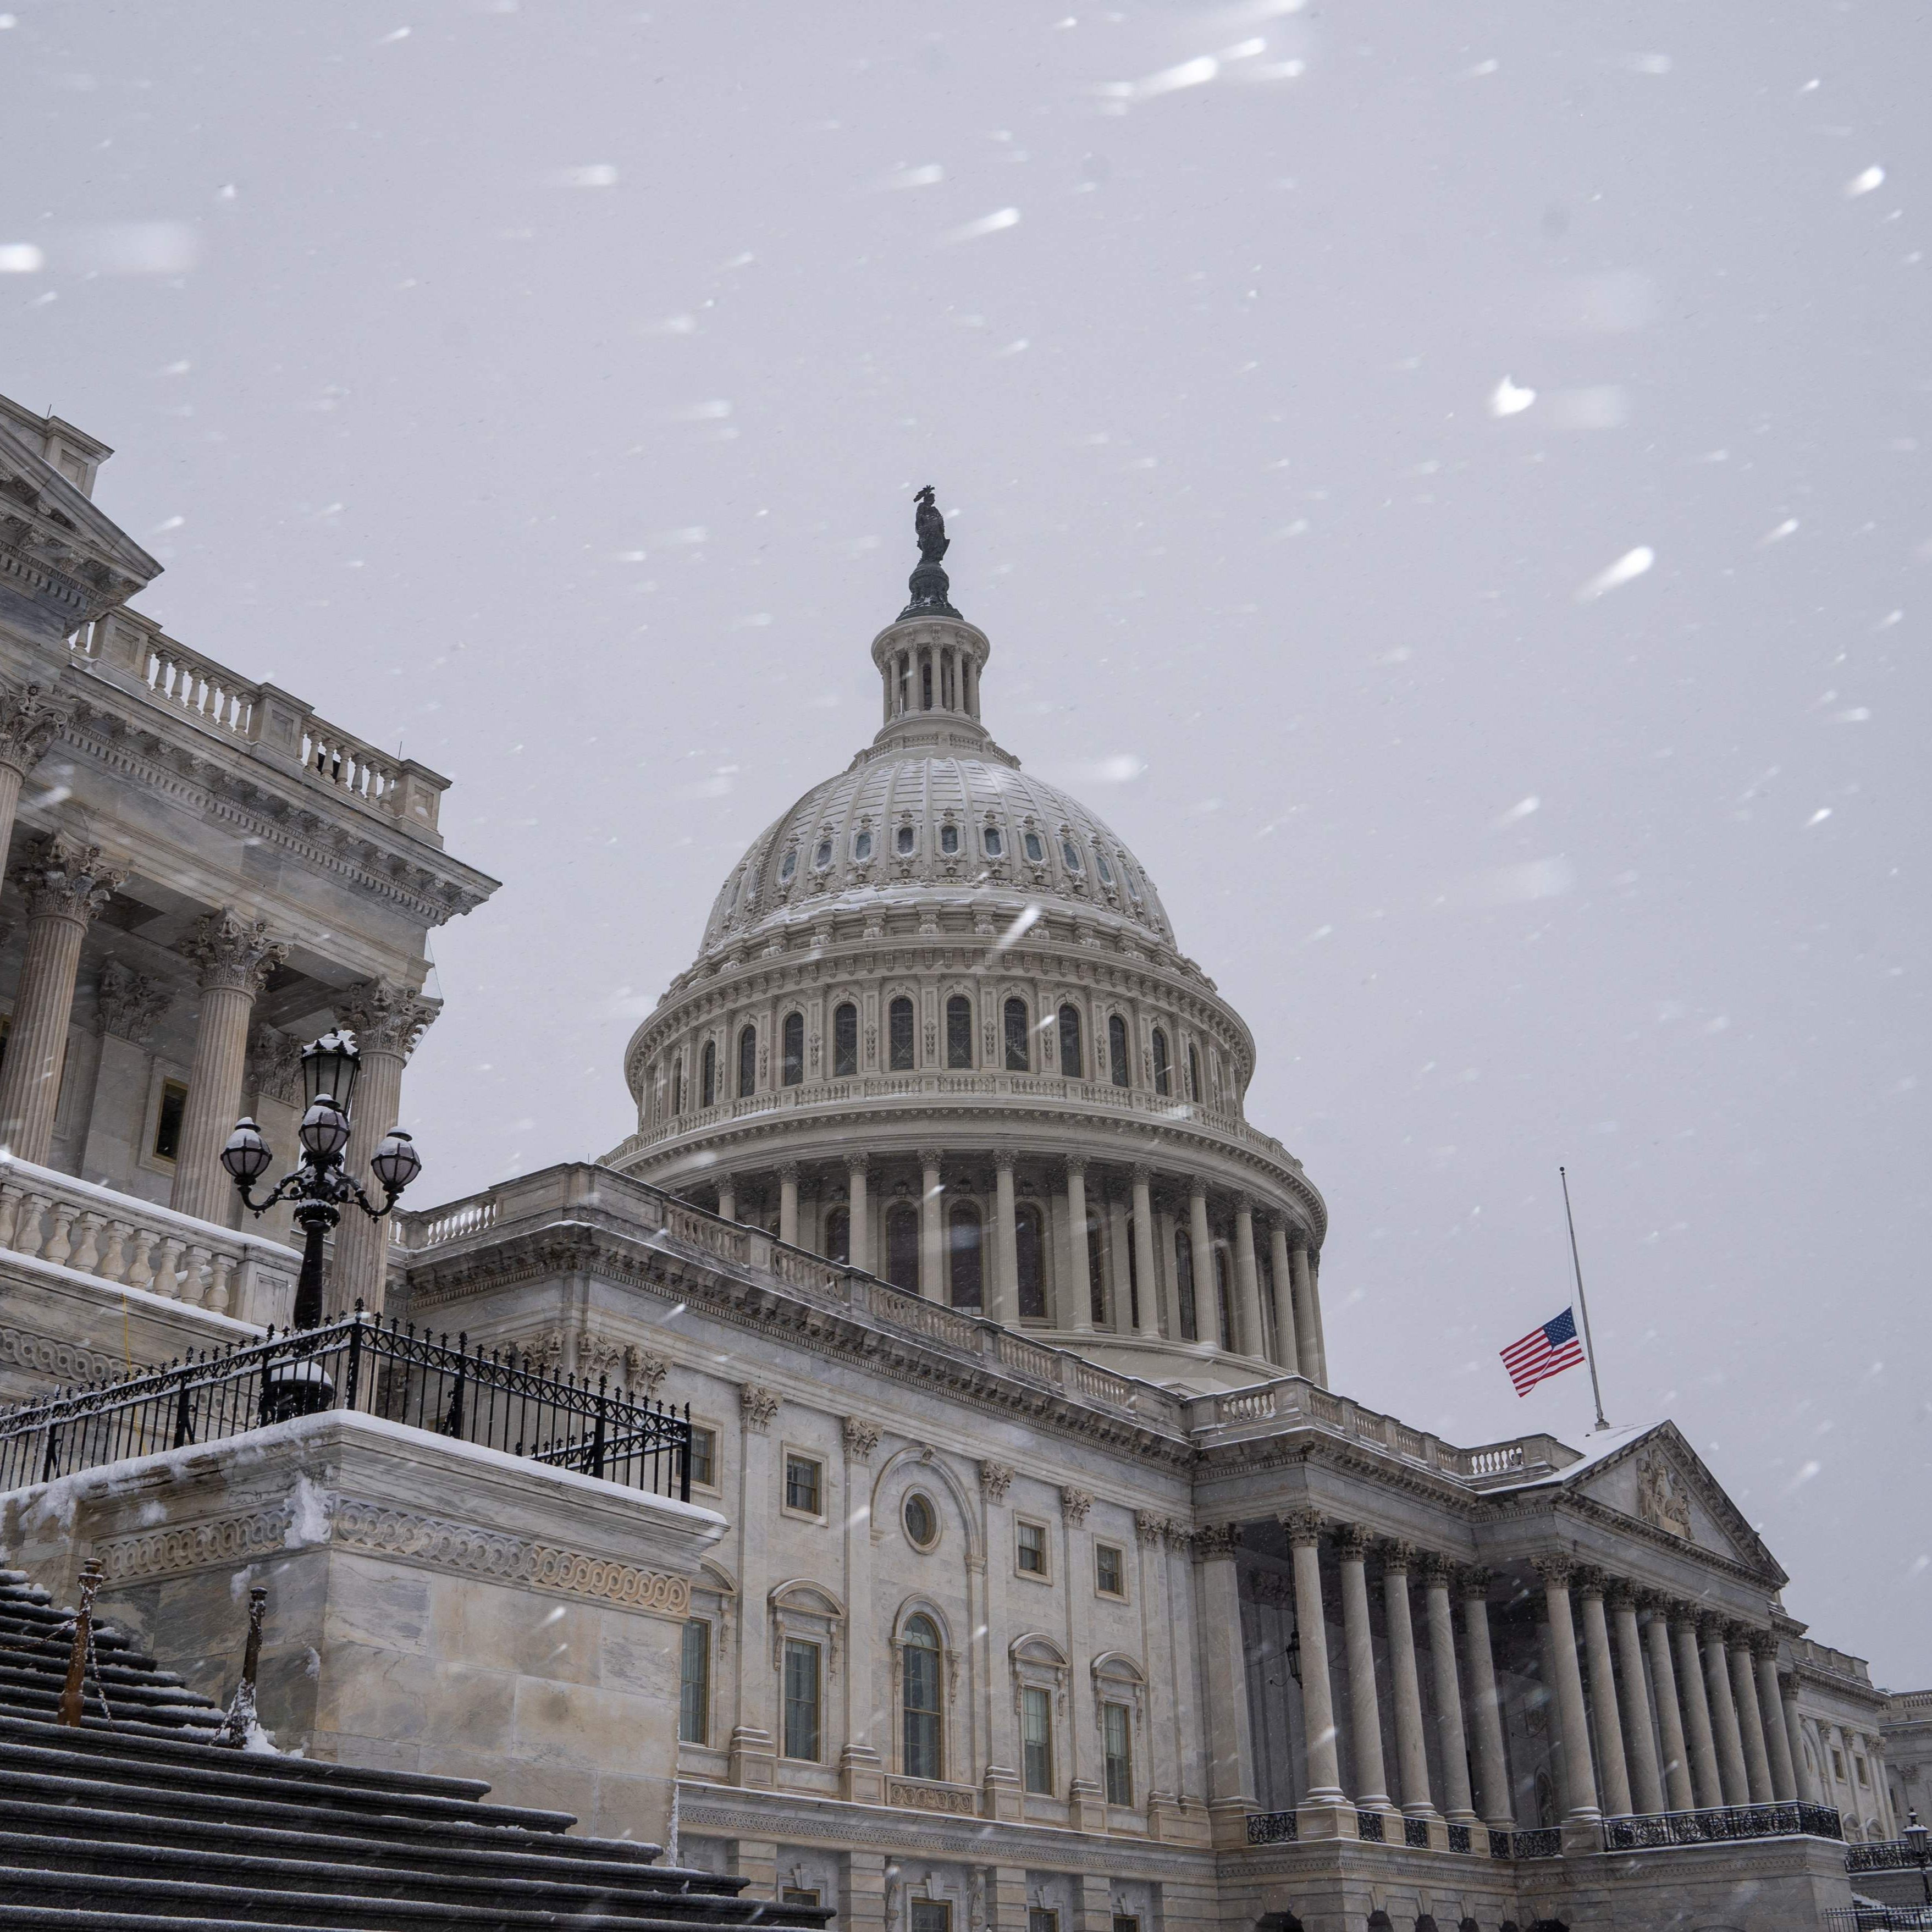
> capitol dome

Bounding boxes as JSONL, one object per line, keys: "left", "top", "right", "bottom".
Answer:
{"left": 605, "top": 502, "right": 1330, "bottom": 1394}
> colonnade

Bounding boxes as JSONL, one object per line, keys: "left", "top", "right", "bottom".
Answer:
{"left": 1230, "top": 1522, "right": 1813, "bottom": 1832}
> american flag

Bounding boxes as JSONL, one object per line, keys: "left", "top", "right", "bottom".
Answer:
{"left": 1500, "top": 1306, "right": 1585, "bottom": 1396}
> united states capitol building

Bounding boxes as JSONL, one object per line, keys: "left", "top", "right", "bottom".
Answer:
{"left": 0, "top": 395, "right": 1924, "bottom": 1932}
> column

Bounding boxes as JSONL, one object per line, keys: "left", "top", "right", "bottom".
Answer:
{"left": 730, "top": 1383, "right": 779, "bottom": 1786}
{"left": 990, "top": 1155, "right": 1017, "bottom": 1323}
{"left": 1381, "top": 1543, "right": 1437, "bottom": 1820}
{"left": 846, "top": 1154, "right": 871, "bottom": 1273}
{"left": 1157, "top": 1205, "right": 1184, "bottom": 1339}
{"left": 1536, "top": 1599, "right": 1570, "bottom": 1818}
{"left": 1672, "top": 1607, "right": 1723, "bottom": 1808}
{"left": 1754, "top": 1637, "right": 1798, "bottom": 1802}
{"left": 0, "top": 835, "right": 124, "bottom": 1164}
{"left": 0, "top": 683, "right": 63, "bottom": 881}
{"left": 1282, "top": 1513, "right": 1346, "bottom": 1811}
{"left": 716, "top": 1176, "right": 737, "bottom": 1222}
{"left": 777, "top": 1161, "right": 800, "bottom": 1247}
{"left": 1728, "top": 1630, "right": 1775, "bottom": 1803}
{"left": 1575, "top": 1572, "right": 1632, "bottom": 1817}
{"left": 1458, "top": 1569, "right": 1514, "bottom": 1828}
{"left": 979, "top": 1462, "right": 1021, "bottom": 1818}
{"left": 332, "top": 979, "right": 439, "bottom": 1317}
{"left": 1232, "top": 1199, "right": 1266, "bottom": 1361}
{"left": 1304, "top": 1247, "right": 1329, "bottom": 1383}
{"left": 1195, "top": 1523, "right": 1256, "bottom": 1843}
{"left": 1780, "top": 1676, "right": 1817, "bottom": 1804}
{"left": 1289, "top": 1239, "right": 1326, "bottom": 1386}
{"left": 1131, "top": 1167, "right": 1161, "bottom": 1340}
{"left": 1267, "top": 1218, "right": 1301, "bottom": 1374}
{"left": 1701, "top": 1614, "right": 1751, "bottom": 1806}
{"left": 1608, "top": 1582, "right": 1664, "bottom": 1815}
{"left": 169, "top": 910, "right": 290, "bottom": 1226}
{"left": 1066, "top": 1156, "right": 1093, "bottom": 1333}
{"left": 918, "top": 1149, "right": 943, "bottom": 1300}
{"left": 1532, "top": 1556, "right": 1601, "bottom": 1823}
{"left": 1188, "top": 1184, "right": 1213, "bottom": 1351}
{"left": 838, "top": 1417, "right": 883, "bottom": 1802}
{"left": 1335, "top": 1523, "right": 1391, "bottom": 1809}
{"left": 1106, "top": 1193, "right": 1132, "bottom": 1332}
{"left": 1418, "top": 1555, "right": 1476, "bottom": 1824}
{"left": 1643, "top": 1596, "right": 1696, "bottom": 1811}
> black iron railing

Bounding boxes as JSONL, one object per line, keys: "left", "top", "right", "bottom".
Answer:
{"left": 1246, "top": 1810, "right": 1298, "bottom": 1845}
{"left": 1488, "top": 1828, "right": 1513, "bottom": 1859}
{"left": 1849, "top": 1839, "right": 1931, "bottom": 1874}
{"left": 1403, "top": 1816, "right": 1431, "bottom": 1848}
{"left": 1602, "top": 1801, "right": 1843, "bottom": 1851}
{"left": 1446, "top": 1823, "right": 1473, "bottom": 1854}
{"left": 1823, "top": 1911, "right": 1932, "bottom": 1930}
{"left": 0, "top": 1311, "right": 692, "bottom": 1501}
{"left": 1511, "top": 1828, "right": 1562, "bottom": 1859}
{"left": 1355, "top": 1809, "right": 1385, "bottom": 1842}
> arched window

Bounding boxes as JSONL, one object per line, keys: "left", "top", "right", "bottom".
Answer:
{"left": 920, "top": 656, "right": 934, "bottom": 711}
{"left": 833, "top": 1002, "right": 858, "bottom": 1078}
{"left": 1186, "top": 1042, "right": 1202, "bottom": 1103}
{"left": 1151, "top": 1028, "right": 1171, "bottom": 1096}
{"left": 1107, "top": 1014, "right": 1130, "bottom": 1088}
{"left": 1175, "top": 1227, "right": 1198, "bottom": 1340}
{"left": 671, "top": 1057, "right": 685, "bottom": 1116}
{"left": 1058, "top": 1004, "right": 1083, "bottom": 1080}
{"left": 1003, "top": 997, "right": 1030, "bottom": 1072}
{"left": 781, "top": 1012, "right": 804, "bottom": 1087}
{"left": 946, "top": 994, "right": 973, "bottom": 1068}
{"left": 825, "top": 1205, "right": 851, "bottom": 1266}
{"left": 948, "top": 1203, "right": 983, "bottom": 1310}
{"left": 902, "top": 1614, "right": 943, "bottom": 1781}
{"left": 700, "top": 1039, "right": 717, "bottom": 1107}
{"left": 1015, "top": 1204, "right": 1046, "bottom": 1320}
{"left": 1087, "top": 1217, "right": 1107, "bottom": 1326}
{"left": 1215, "top": 1247, "right": 1235, "bottom": 1350}
{"left": 886, "top": 1203, "right": 920, "bottom": 1292}
{"left": 737, "top": 1024, "right": 758, "bottom": 1099}
{"left": 889, "top": 996, "right": 916, "bottom": 1070}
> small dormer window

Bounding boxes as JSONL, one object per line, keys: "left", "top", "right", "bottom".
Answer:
{"left": 780, "top": 849, "right": 797, "bottom": 882}
{"left": 853, "top": 830, "right": 873, "bottom": 862}
{"left": 1061, "top": 838, "right": 1083, "bottom": 873}
{"left": 1023, "top": 831, "right": 1045, "bottom": 864}
{"left": 897, "top": 824, "right": 917, "bottom": 855}
{"left": 983, "top": 825, "right": 1003, "bottom": 857}
{"left": 814, "top": 840, "right": 833, "bottom": 870}
{"left": 940, "top": 824, "right": 960, "bottom": 855}
{"left": 1095, "top": 849, "right": 1114, "bottom": 886}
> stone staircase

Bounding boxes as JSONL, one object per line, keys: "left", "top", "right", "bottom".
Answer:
{"left": 0, "top": 1567, "right": 829, "bottom": 1930}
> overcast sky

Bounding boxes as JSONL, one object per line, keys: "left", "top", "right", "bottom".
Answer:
{"left": 5, "top": 2, "right": 1927, "bottom": 1682}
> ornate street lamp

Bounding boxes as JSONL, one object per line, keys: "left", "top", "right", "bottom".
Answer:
{"left": 1906, "top": 1810, "right": 1930, "bottom": 1909}
{"left": 221, "top": 1031, "right": 423, "bottom": 1331}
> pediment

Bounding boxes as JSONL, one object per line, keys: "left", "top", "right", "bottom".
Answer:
{"left": 1563, "top": 1422, "right": 1783, "bottom": 1581}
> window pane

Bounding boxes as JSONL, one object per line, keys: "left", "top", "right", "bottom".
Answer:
{"left": 1096, "top": 1544, "right": 1124, "bottom": 1596}
{"left": 1058, "top": 1005, "right": 1083, "bottom": 1080}
{"left": 1176, "top": 1229, "right": 1197, "bottom": 1341}
{"left": 897, "top": 823, "right": 916, "bottom": 854}
{"left": 1061, "top": 837, "right": 1083, "bottom": 872}
{"left": 738, "top": 1026, "right": 758, "bottom": 1097}
{"left": 1022, "top": 1686, "right": 1053, "bottom": 1793}
{"left": 1186, "top": 1044, "right": 1201, "bottom": 1102}
{"left": 889, "top": 996, "right": 915, "bottom": 1070}
{"left": 1151, "top": 1029, "right": 1169, "bottom": 1096}
{"left": 785, "top": 1454, "right": 822, "bottom": 1514}
{"left": 853, "top": 829, "right": 872, "bottom": 861}
{"left": 1003, "top": 997, "right": 1030, "bottom": 1072}
{"left": 946, "top": 993, "right": 973, "bottom": 1068}
{"left": 783, "top": 1641, "right": 821, "bottom": 1761}
{"left": 983, "top": 825, "right": 1003, "bottom": 857}
{"left": 833, "top": 1002, "right": 858, "bottom": 1078}
{"left": 813, "top": 840, "right": 832, "bottom": 870}
{"left": 688, "top": 1426, "right": 716, "bottom": 1487}
{"left": 948, "top": 1205, "right": 982, "bottom": 1310}
{"left": 782, "top": 1012, "right": 804, "bottom": 1086}
{"left": 154, "top": 1081, "right": 188, "bottom": 1161}
{"left": 912, "top": 1907, "right": 951, "bottom": 1932}
{"left": 679, "top": 1620, "right": 709, "bottom": 1744}
{"left": 1088, "top": 1219, "right": 1106, "bottom": 1326}
{"left": 940, "top": 823, "right": 959, "bottom": 855}
{"left": 701, "top": 1040, "right": 716, "bottom": 1106}
{"left": 1108, "top": 1014, "right": 1130, "bottom": 1088}
{"left": 1215, "top": 1249, "right": 1234, "bottom": 1350}
{"left": 825, "top": 1206, "right": 850, "bottom": 1266}
{"left": 1103, "top": 1701, "right": 1132, "bottom": 1805}
{"left": 903, "top": 1628, "right": 943, "bottom": 1780}
{"left": 1023, "top": 831, "right": 1045, "bottom": 863}
{"left": 1017, "top": 1521, "right": 1046, "bottom": 1574}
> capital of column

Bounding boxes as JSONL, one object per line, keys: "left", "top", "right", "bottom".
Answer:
{"left": 1530, "top": 1554, "right": 1576, "bottom": 1589}
{"left": 1696, "top": 1610, "right": 1733, "bottom": 1643}
{"left": 992, "top": 1150, "right": 1014, "bottom": 1174}
{"left": 1666, "top": 1599, "right": 1701, "bottom": 1635}
{"left": 1280, "top": 1510, "right": 1325, "bottom": 1550}
{"left": 1748, "top": 1630, "right": 1782, "bottom": 1665}
{"left": 0, "top": 682, "right": 67, "bottom": 778}
{"left": 185, "top": 907, "right": 290, "bottom": 996}
{"left": 844, "top": 1151, "right": 870, "bottom": 1175}
{"left": 336, "top": 977, "right": 441, "bottom": 1061}
{"left": 1777, "top": 1672, "right": 1801, "bottom": 1705}
{"left": 1603, "top": 1577, "right": 1640, "bottom": 1613}
{"left": 13, "top": 833, "right": 124, "bottom": 925}
{"left": 1333, "top": 1522, "right": 1373, "bottom": 1563}
{"left": 1456, "top": 1565, "right": 1495, "bottom": 1603}
{"left": 1064, "top": 1153, "right": 1088, "bottom": 1177}
{"left": 1381, "top": 1538, "right": 1417, "bottom": 1575}
{"left": 841, "top": 1416, "right": 882, "bottom": 1462}
{"left": 1723, "top": 1622, "right": 1759, "bottom": 1655}
{"left": 1134, "top": 1510, "right": 1167, "bottom": 1546}
{"left": 1415, "top": 1550, "right": 1456, "bottom": 1589}
{"left": 919, "top": 1146, "right": 943, "bottom": 1171}
{"left": 1129, "top": 1162, "right": 1153, "bottom": 1185}
{"left": 1233, "top": 1190, "right": 1255, "bottom": 1215}
{"left": 1195, "top": 1522, "right": 1242, "bottom": 1560}
{"left": 776, "top": 1159, "right": 801, "bottom": 1184}
{"left": 1059, "top": 1485, "right": 1094, "bottom": 1525}
{"left": 1188, "top": 1177, "right": 1207, "bottom": 1202}
{"left": 1573, "top": 1566, "right": 1608, "bottom": 1603}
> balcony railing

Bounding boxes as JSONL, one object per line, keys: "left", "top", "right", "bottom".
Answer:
{"left": 1246, "top": 1811, "right": 1298, "bottom": 1845}
{"left": 0, "top": 1310, "right": 692, "bottom": 1500}
{"left": 1823, "top": 1912, "right": 1932, "bottom": 1931}
{"left": 1602, "top": 1801, "right": 1844, "bottom": 1850}
{"left": 1847, "top": 1837, "right": 1932, "bottom": 1874}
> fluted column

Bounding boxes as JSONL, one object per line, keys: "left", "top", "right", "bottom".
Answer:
{"left": 1066, "top": 1156, "right": 1093, "bottom": 1333}
{"left": 1575, "top": 1572, "right": 1631, "bottom": 1817}
{"left": 1232, "top": 1197, "right": 1266, "bottom": 1361}
{"left": 0, "top": 683, "right": 65, "bottom": 881}
{"left": 1335, "top": 1523, "right": 1391, "bottom": 1809}
{"left": 989, "top": 1154, "right": 1017, "bottom": 1323}
{"left": 1780, "top": 1675, "right": 1817, "bottom": 1804}
{"left": 1458, "top": 1569, "right": 1513, "bottom": 1828}
{"left": 0, "top": 835, "right": 124, "bottom": 1163}
{"left": 777, "top": 1161, "right": 800, "bottom": 1247}
{"left": 1282, "top": 1513, "right": 1346, "bottom": 1808}
{"left": 1195, "top": 1523, "right": 1256, "bottom": 1831}
{"left": 716, "top": 1176, "right": 736, "bottom": 1223}
{"left": 919, "top": 1149, "right": 943, "bottom": 1300}
{"left": 1608, "top": 1582, "right": 1664, "bottom": 1814}
{"left": 1643, "top": 1596, "right": 1695, "bottom": 1811}
{"left": 1672, "top": 1608, "right": 1723, "bottom": 1808}
{"left": 1533, "top": 1556, "right": 1600, "bottom": 1823}
{"left": 169, "top": 910, "right": 289, "bottom": 1224}
{"left": 1701, "top": 1615, "right": 1751, "bottom": 1805}
{"left": 1290, "top": 1238, "right": 1327, "bottom": 1385}
{"left": 1131, "top": 1167, "right": 1161, "bottom": 1340}
{"left": 1382, "top": 1543, "right": 1437, "bottom": 1819}
{"left": 1188, "top": 1184, "right": 1214, "bottom": 1349}
{"left": 1416, "top": 1556, "right": 1476, "bottom": 1824}
{"left": 1754, "top": 1637, "right": 1797, "bottom": 1802}
{"left": 332, "top": 979, "right": 439, "bottom": 1316}
{"left": 845, "top": 1154, "right": 871, "bottom": 1273}
{"left": 1266, "top": 1218, "right": 1300, "bottom": 1373}
{"left": 1729, "top": 1630, "right": 1775, "bottom": 1802}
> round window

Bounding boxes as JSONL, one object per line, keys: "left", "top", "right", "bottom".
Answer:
{"left": 903, "top": 1492, "right": 938, "bottom": 1549}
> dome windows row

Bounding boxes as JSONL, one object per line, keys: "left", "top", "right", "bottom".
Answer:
{"left": 766, "top": 818, "right": 1144, "bottom": 896}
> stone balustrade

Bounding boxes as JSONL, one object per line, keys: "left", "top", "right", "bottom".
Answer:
{"left": 0, "top": 1153, "right": 299, "bottom": 1326}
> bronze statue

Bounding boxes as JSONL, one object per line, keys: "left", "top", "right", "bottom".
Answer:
{"left": 899, "top": 485, "right": 960, "bottom": 620}
{"left": 913, "top": 485, "right": 949, "bottom": 564}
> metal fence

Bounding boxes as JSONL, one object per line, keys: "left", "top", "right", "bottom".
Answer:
{"left": 1246, "top": 1811, "right": 1298, "bottom": 1845}
{"left": 0, "top": 1311, "right": 692, "bottom": 1502}
{"left": 1850, "top": 1840, "right": 1931, "bottom": 1874}
{"left": 1823, "top": 1911, "right": 1932, "bottom": 1930}
{"left": 1601, "top": 1801, "right": 1843, "bottom": 1851}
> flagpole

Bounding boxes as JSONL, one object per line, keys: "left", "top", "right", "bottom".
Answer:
{"left": 1559, "top": 1165, "right": 1610, "bottom": 1431}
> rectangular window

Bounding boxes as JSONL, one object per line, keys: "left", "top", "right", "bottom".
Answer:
{"left": 687, "top": 1425, "right": 717, "bottom": 1490}
{"left": 1029, "top": 1913, "right": 1059, "bottom": 1932}
{"left": 783, "top": 1892, "right": 821, "bottom": 1910}
{"left": 1021, "top": 1684, "right": 1053, "bottom": 1793}
{"left": 782, "top": 1639, "right": 821, "bottom": 1761}
{"left": 1103, "top": 1700, "right": 1133, "bottom": 1806}
{"left": 1113, "top": 1918, "right": 1140, "bottom": 1932}
{"left": 911, "top": 1906, "right": 951, "bottom": 1932}
{"left": 152, "top": 1079, "right": 189, "bottom": 1161}
{"left": 784, "top": 1453, "right": 823, "bottom": 1516}
{"left": 678, "top": 1619, "right": 709, "bottom": 1745}
{"left": 1095, "top": 1542, "right": 1125, "bottom": 1598}
{"left": 1015, "top": 1519, "right": 1047, "bottom": 1576}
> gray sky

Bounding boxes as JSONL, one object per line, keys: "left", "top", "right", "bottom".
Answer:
{"left": 5, "top": 2, "right": 1927, "bottom": 1682}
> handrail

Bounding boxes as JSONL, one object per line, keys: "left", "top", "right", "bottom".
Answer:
{"left": 1602, "top": 1800, "right": 1845, "bottom": 1850}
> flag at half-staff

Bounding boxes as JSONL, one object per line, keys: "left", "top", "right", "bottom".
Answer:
{"left": 1500, "top": 1306, "right": 1585, "bottom": 1397}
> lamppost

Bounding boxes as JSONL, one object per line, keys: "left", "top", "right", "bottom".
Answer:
{"left": 219, "top": 1030, "right": 422, "bottom": 1329}
{"left": 1906, "top": 1809, "right": 1930, "bottom": 1911}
